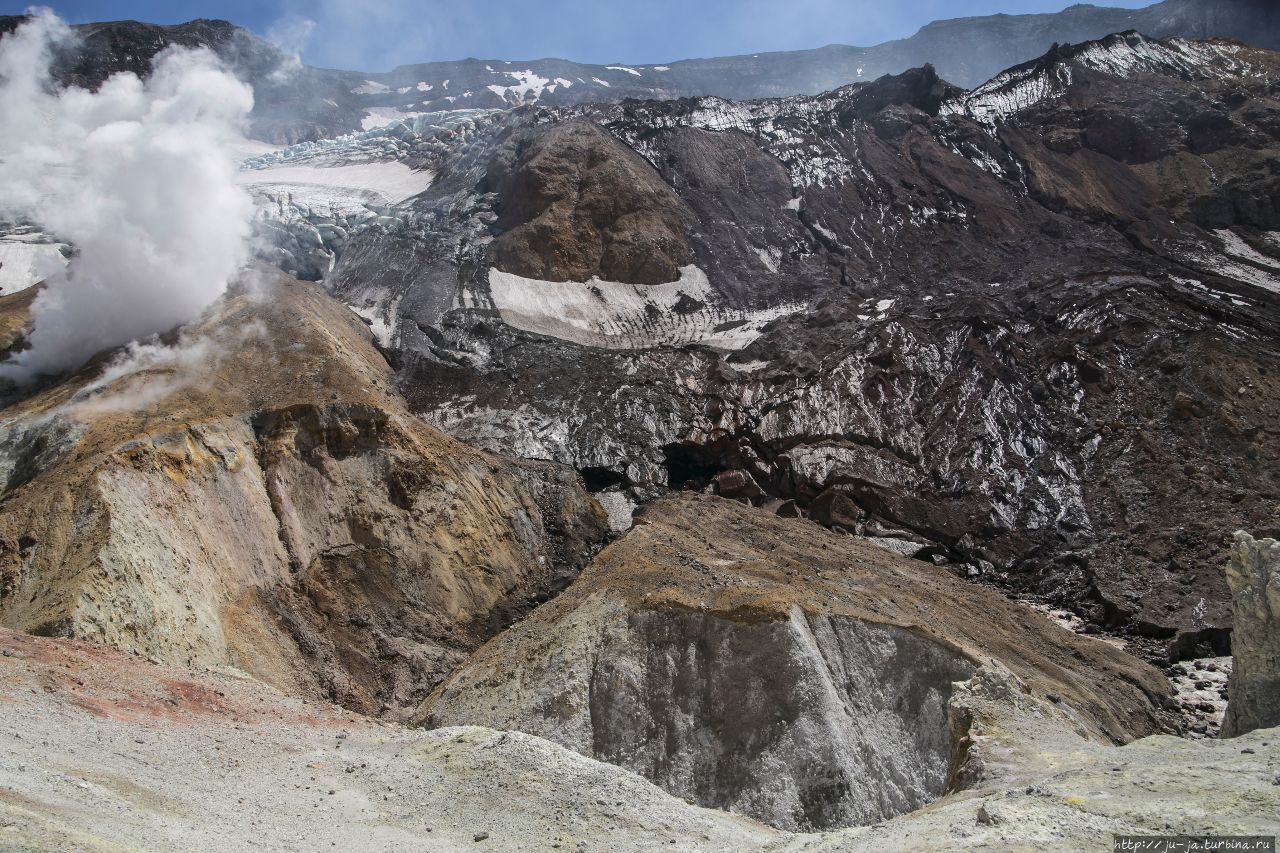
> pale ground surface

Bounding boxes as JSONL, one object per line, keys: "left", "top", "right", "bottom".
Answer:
{"left": 0, "top": 627, "right": 1277, "bottom": 851}
{"left": 0, "top": 628, "right": 774, "bottom": 852}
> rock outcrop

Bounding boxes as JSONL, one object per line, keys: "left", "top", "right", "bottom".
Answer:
{"left": 0, "top": 269, "right": 609, "bottom": 720}
{"left": 1222, "top": 530, "right": 1280, "bottom": 737}
{"left": 484, "top": 120, "right": 694, "bottom": 285}
{"left": 417, "top": 494, "right": 1176, "bottom": 831}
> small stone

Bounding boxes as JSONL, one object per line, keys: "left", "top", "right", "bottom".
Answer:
{"left": 474, "top": 832, "right": 489, "bottom": 842}
{"left": 1046, "top": 693, "right": 1062, "bottom": 704}
{"left": 1241, "top": 748, "right": 1256, "bottom": 754}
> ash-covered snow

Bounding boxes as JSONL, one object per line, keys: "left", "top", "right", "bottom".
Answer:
{"left": 238, "top": 162, "right": 435, "bottom": 211}
{"left": 481, "top": 265, "right": 803, "bottom": 351}
{"left": 1172, "top": 230, "right": 1280, "bottom": 296}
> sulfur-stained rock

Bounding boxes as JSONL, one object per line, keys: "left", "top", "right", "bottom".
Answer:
{"left": 0, "top": 268, "right": 609, "bottom": 720}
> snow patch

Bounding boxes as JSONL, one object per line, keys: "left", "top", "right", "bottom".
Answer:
{"left": 238, "top": 161, "right": 435, "bottom": 211}
{"left": 350, "top": 297, "right": 400, "bottom": 348}
{"left": 486, "top": 70, "right": 557, "bottom": 105}
{"left": 360, "top": 107, "right": 425, "bottom": 130}
{"left": 484, "top": 265, "right": 803, "bottom": 351}
{"left": 606, "top": 66, "right": 642, "bottom": 77}
{"left": 0, "top": 236, "right": 67, "bottom": 295}
{"left": 351, "top": 80, "right": 390, "bottom": 95}
{"left": 755, "top": 246, "right": 781, "bottom": 273}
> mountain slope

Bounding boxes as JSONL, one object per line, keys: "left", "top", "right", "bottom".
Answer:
{"left": 6, "top": 0, "right": 1279, "bottom": 143}
{"left": 231, "top": 32, "right": 1280, "bottom": 659}
{"left": 0, "top": 268, "right": 608, "bottom": 720}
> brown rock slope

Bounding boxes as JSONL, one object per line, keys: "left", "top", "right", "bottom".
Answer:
{"left": 0, "top": 269, "right": 608, "bottom": 720}
{"left": 417, "top": 493, "right": 1176, "bottom": 832}
{"left": 484, "top": 119, "right": 694, "bottom": 285}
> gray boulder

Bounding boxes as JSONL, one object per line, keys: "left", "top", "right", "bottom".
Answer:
{"left": 1222, "top": 531, "right": 1280, "bottom": 737}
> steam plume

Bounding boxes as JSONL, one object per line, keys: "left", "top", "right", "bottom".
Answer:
{"left": 0, "top": 8, "right": 256, "bottom": 383}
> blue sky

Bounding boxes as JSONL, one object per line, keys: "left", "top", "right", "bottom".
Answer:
{"left": 2, "top": 0, "right": 1156, "bottom": 70}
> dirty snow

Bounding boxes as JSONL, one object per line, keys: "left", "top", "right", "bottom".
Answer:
{"left": 238, "top": 162, "right": 435, "bottom": 211}
{"left": 755, "top": 246, "right": 782, "bottom": 273}
{"left": 351, "top": 80, "right": 390, "bottom": 95}
{"left": 481, "top": 265, "right": 803, "bottom": 351}
{"left": 360, "top": 107, "right": 426, "bottom": 130}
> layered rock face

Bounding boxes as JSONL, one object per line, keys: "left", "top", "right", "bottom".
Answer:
{"left": 0, "top": 270, "right": 608, "bottom": 719}
{"left": 1222, "top": 531, "right": 1280, "bottom": 736}
{"left": 418, "top": 494, "right": 1175, "bottom": 831}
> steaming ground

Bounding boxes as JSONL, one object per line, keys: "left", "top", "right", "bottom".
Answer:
{"left": 0, "top": 10, "right": 255, "bottom": 383}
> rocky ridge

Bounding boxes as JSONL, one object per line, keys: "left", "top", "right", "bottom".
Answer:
{"left": 418, "top": 494, "right": 1176, "bottom": 831}
{"left": 5, "top": 0, "right": 1279, "bottom": 143}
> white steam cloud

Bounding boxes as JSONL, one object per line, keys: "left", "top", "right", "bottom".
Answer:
{"left": 0, "top": 9, "right": 256, "bottom": 383}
